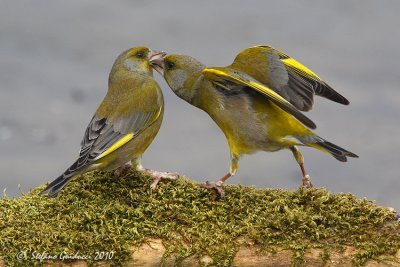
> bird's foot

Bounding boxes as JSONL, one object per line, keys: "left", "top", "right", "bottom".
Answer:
{"left": 302, "top": 174, "right": 313, "bottom": 188}
{"left": 114, "top": 162, "right": 133, "bottom": 177}
{"left": 201, "top": 181, "right": 225, "bottom": 199}
{"left": 142, "top": 169, "right": 179, "bottom": 193}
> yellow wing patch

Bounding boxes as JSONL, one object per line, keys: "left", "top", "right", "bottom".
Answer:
{"left": 281, "top": 58, "right": 320, "bottom": 80}
{"left": 95, "top": 133, "right": 134, "bottom": 160}
{"left": 252, "top": 45, "right": 320, "bottom": 79}
{"left": 269, "top": 47, "right": 320, "bottom": 80}
{"left": 202, "top": 67, "right": 316, "bottom": 129}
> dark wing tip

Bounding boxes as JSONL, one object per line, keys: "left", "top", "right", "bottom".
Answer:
{"left": 39, "top": 187, "right": 49, "bottom": 196}
{"left": 291, "top": 113, "right": 316, "bottom": 129}
{"left": 294, "top": 111, "right": 316, "bottom": 129}
{"left": 39, "top": 183, "right": 59, "bottom": 197}
{"left": 320, "top": 82, "right": 350, "bottom": 105}
{"left": 305, "top": 117, "right": 317, "bottom": 129}
{"left": 39, "top": 189, "right": 58, "bottom": 198}
{"left": 346, "top": 151, "right": 359, "bottom": 158}
{"left": 39, "top": 186, "right": 60, "bottom": 197}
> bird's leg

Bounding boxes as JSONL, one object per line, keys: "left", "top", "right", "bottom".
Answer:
{"left": 290, "top": 146, "right": 313, "bottom": 188}
{"left": 202, "top": 154, "right": 239, "bottom": 199}
{"left": 202, "top": 172, "right": 231, "bottom": 199}
{"left": 135, "top": 160, "right": 179, "bottom": 193}
{"left": 114, "top": 161, "right": 132, "bottom": 177}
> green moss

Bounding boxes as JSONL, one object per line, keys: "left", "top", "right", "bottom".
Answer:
{"left": 0, "top": 170, "right": 399, "bottom": 266}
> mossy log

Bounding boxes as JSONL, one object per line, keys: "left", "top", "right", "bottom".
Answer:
{"left": 0, "top": 170, "right": 399, "bottom": 266}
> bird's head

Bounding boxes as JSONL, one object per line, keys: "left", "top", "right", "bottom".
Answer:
{"left": 150, "top": 54, "right": 206, "bottom": 103}
{"left": 112, "top": 46, "right": 166, "bottom": 75}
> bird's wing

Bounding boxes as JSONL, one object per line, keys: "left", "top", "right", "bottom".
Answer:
{"left": 39, "top": 109, "right": 161, "bottom": 197}
{"left": 202, "top": 67, "right": 316, "bottom": 129}
{"left": 258, "top": 45, "right": 349, "bottom": 111}
{"left": 74, "top": 108, "right": 162, "bottom": 171}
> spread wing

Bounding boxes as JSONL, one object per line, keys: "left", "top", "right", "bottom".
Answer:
{"left": 202, "top": 67, "right": 316, "bottom": 129}
{"left": 255, "top": 45, "right": 349, "bottom": 111}
{"left": 70, "top": 108, "right": 162, "bottom": 172}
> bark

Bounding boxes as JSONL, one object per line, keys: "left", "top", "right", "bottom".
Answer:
{"left": 2, "top": 239, "right": 399, "bottom": 267}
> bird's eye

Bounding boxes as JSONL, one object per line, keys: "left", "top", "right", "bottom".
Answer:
{"left": 165, "top": 61, "right": 175, "bottom": 70}
{"left": 135, "top": 52, "right": 145, "bottom": 58}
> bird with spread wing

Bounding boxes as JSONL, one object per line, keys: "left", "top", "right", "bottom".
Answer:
{"left": 151, "top": 45, "right": 357, "bottom": 198}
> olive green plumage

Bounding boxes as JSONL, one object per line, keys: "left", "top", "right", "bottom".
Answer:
{"left": 41, "top": 47, "right": 165, "bottom": 197}
{"left": 230, "top": 45, "right": 350, "bottom": 111}
{"left": 153, "top": 46, "right": 357, "bottom": 192}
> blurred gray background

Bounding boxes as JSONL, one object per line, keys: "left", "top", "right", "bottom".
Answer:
{"left": 1, "top": 0, "right": 399, "bottom": 210}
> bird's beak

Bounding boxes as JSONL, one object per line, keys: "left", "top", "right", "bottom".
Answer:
{"left": 148, "top": 50, "right": 166, "bottom": 76}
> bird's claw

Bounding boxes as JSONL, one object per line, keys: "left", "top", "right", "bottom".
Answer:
{"left": 201, "top": 181, "right": 226, "bottom": 199}
{"left": 302, "top": 174, "right": 313, "bottom": 188}
{"left": 144, "top": 170, "right": 179, "bottom": 194}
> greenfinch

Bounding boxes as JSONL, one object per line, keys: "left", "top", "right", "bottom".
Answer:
{"left": 41, "top": 46, "right": 178, "bottom": 197}
{"left": 151, "top": 46, "right": 357, "bottom": 197}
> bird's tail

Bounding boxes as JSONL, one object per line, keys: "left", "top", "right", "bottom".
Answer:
{"left": 307, "top": 136, "right": 358, "bottom": 162}
{"left": 40, "top": 160, "right": 83, "bottom": 197}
